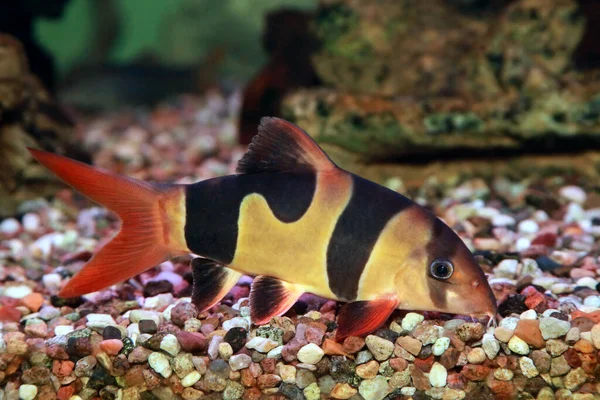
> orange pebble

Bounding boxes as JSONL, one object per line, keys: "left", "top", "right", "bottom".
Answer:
{"left": 20, "top": 292, "right": 44, "bottom": 312}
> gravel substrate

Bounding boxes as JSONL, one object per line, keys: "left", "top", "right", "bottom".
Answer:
{"left": 1, "top": 91, "right": 600, "bottom": 400}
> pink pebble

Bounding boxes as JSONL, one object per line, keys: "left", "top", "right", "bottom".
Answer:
{"left": 570, "top": 268, "right": 596, "bottom": 279}
{"left": 100, "top": 339, "right": 124, "bottom": 355}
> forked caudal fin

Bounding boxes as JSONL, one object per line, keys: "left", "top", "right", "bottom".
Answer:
{"left": 27, "top": 148, "right": 188, "bottom": 298}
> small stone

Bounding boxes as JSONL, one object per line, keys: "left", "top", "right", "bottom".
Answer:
{"left": 208, "top": 335, "right": 224, "bottom": 360}
{"left": 482, "top": 333, "right": 500, "bottom": 359}
{"left": 330, "top": 383, "right": 357, "bottom": 399}
{"left": 550, "top": 355, "right": 571, "bottom": 377}
{"left": 171, "top": 302, "right": 198, "bottom": 327}
{"left": 389, "top": 369, "right": 411, "bottom": 388}
{"left": 356, "top": 349, "right": 374, "bottom": 364}
{"left": 401, "top": 313, "right": 424, "bottom": 331}
{"left": 342, "top": 336, "right": 365, "bottom": 354}
{"left": 139, "top": 319, "right": 158, "bottom": 334}
{"left": 539, "top": 317, "right": 571, "bottom": 340}
{"left": 565, "top": 327, "right": 580, "bottom": 344}
{"left": 296, "top": 369, "right": 317, "bottom": 389}
{"left": 494, "top": 327, "right": 514, "bottom": 343}
{"left": 429, "top": 362, "right": 448, "bottom": 388}
{"left": 176, "top": 331, "right": 206, "bottom": 353}
{"left": 85, "top": 313, "right": 116, "bottom": 330}
{"left": 508, "top": 335, "right": 530, "bottom": 355}
{"left": 358, "top": 375, "right": 390, "bottom": 400}
{"left": 297, "top": 343, "right": 325, "bottom": 364}
{"left": 514, "top": 319, "right": 545, "bottom": 348}
{"left": 128, "top": 347, "right": 152, "bottom": 363}
{"left": 257, "top": 374, "right": 281, "bottom": 389}
{"left": 229, "top": 354, "right": 252, "bottom": 371}
{"left": 493, "top": 368, "right": 514, "bottom": 381}
{"left": 575, "top": 277, "right": 598, "bottom": 290}
{"left": 467, "top": 348, "right": 486, "bottom": 364}
{"left": 564, "top": 367, "right": 588, "bottom": 391}
{"left": 461, "top": 364, "right": 490, "bottom": 382}
{"left": 181, "top": 371, "right": 201, "bottom": 387}
{"left": 19, "top": 384, "right": 38, "bottom": 400}
{"left": 160, "top": 334, "right": 181, "bottom": 356}
{"left": 222, "top": 316, "right": 250, "bottom": 332}
{"left": 591, "top": 324, "right": 600, "bottom": 349}
{"left": 102, "top": 325, "right": 122, "bottom": 340}
{"left": 546, "top": 339, "right": 569, "bottom": 356}
{"left": 303, "top": 382, "right": 320, "bottom": 400}
{"left": 519, "top": 356, "right": 539, "bottom": 378}
{"left": 560, "top": 186, "right": 586, "bottom": 204}
{"left": 365, "top": 335, "right": 394, "bottom": 361}
{"left": 432, "top": 337, "right": 450, "bottom": 356}
{"left": 245, "top": 336, "right": 279, "bottom": 353}
{"left": 148, "top": 352, "right": 172, "bottom": 378}
{"left": 495, "top": 259, "right": 519, "bottom": 278}
{"left": 355, "top": 360, "right": 379, "bottom": 379}
{"left": 397, "top": 336, "right": 422, "bottom": 356}
{"left": 455, "top": 322, "right": 484, "bottom": 342}
{"left": 279, "top": 364, "right": 297, "bottom": 383}
{"left": 20, "top": 292, "right": 44, "bottom": 312}
{"left": 224, "top": 327, "right": 247, "bottom": 353}
{"left": 531, "top": 350, "right": 551, "bottom": 373}
{"left": 100, "top": 339, "right": 123, "bottom": 356}
{"left": 413, "top": 324, "right": 442, "bottom": 345}
{"left": 218, "top": 342, "right": 233, "bottom": 360}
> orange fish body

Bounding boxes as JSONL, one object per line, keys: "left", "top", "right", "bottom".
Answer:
{"left": 29, "top": 117, "right": 497, "bottom": 339}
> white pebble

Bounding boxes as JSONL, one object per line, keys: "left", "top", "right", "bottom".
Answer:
{"left": 508, "top": 336, "right": 530, "bottom": 355}
{"left": 532, "top": 210, "right": 549, "bottom": 222}
{"left": 539, "top": 317, "right": 571, "bottom": 340}
{"left": 564, "top": 203, "right": 586, "bottom": 223}
{"left": 129, "top": 310, "right": 161, "bottom": 326}
{"left": 3, "top": 285, "right": 32, "bottom": 299}
{"left": 19, "top": 384, "right": 38, "bottom": 400}
{"left": 229, "top": 354, "right": 252, "bottom": 371}
{"left": 532, "top": 277, "right": 558, "bottom": 290}
{"left": 520, "top": 310, "right": 538, "bottom": 320}
{"left": 518, "top": 219, "right": 539, "bottom": 234}
{"left": 42, "top": 273, "right": 62, "bottom": 291}
{"left": 297, "top": 343, "right": 325, "bottom": 364}
{"left": 515, "top": 237, "right": 531, "bottom": 252}
{"left": 22, "top": 213, "right": 41, "bottom": 233}
{"left": 401, "top": 313, "right": 424, "bottom": 331}
{"left": 432, "top": 337, "right": 450, "bottom": 356}
{"left": 0, "top": 218, "right": 20, "bottom": 237}
{"left": 208, "top": 336, "right": 223, "bottom": 360}
{"left": 245, "top": 336, "right": 279, "bottom": 353}
{"left": 494, "top": 259, "right": 518, "bottom": 278}
{"left": 54, "top": 325, "right": 74, "bottom": 336}
{"left": 148, "top": 352, "right": 172, "bottom": 378}
{"left": 499, "top": 317, "right": 520, "bottom": 331}
{"left": 160, "top": 334, "right": 181, "bottom": 356}
{"left": 584, "top": 296, "right": 600, "bottom": 308}
{"left": 428, "top": 362, "right": 447, "bottom": 388}
{"left": 181, "top": 370, "right": 201, "bottom": 387}
{"left": 144, "top": 293, "right": 174, "bottom": 310}
{"left": 576, "top": 277, "right": 599, "bottom": 290}
{"left": 86, "top": 314, "right": 116, "bottom": 330}
{"left": 492, "top": 214, "right": 516, "bottom": 227}
{"left": 267, "top": 345, "right": 284, "bottom": 359}
{"left": 559, "top": 186, "right": 586, "bottom": 204}
{"left": 222, "top": 316, "right": 250, "bottom": 331}
{"left": 520, "top": 356, "right": 539, "bottom": 378}
{"left": 482, "top": 333, "right": 500, "bottom": 359}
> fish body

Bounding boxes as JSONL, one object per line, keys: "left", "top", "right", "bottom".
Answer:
{"left": 29, "top": 117, "right": 497, "bottom": 339}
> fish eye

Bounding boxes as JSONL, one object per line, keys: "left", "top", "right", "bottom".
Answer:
{"left": 430, "top": 259, "right": 454, "bottom": 280}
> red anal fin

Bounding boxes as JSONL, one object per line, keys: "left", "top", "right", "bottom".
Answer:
{"left": 250, "top": 275, "right": 304, "bottom": 325}
{"left": 27, "top": 148, "right": 183, "bottom": 298}
{"left": 335, "top": 295, "right": 399, "bottom": 341}
{"left": 191, "top": 258, "right": 242, "bottom": 312}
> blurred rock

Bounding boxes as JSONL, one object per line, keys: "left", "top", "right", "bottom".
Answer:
{"left": 0, "top": 34, "right": 90, "bottom": 217}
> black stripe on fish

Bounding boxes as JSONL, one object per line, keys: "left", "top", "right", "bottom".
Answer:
{"left": 326, "top": 174, "right": 414, "bottom": 301}
{"left": 184, "top": 172, "right": 316, "bottom": 264}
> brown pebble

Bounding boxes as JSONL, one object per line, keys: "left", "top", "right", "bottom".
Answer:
{"left": 563, "top": 348, "right": 582, "bottom": 368}
{"left": 46, "top": 344, "right": 69, "bottom": 360}
{"left": 446, "top": 372, "right": 466, "bottom": 390}
{"left": 461, "top": 364, "right": 490, "bottom": 381}
{"left": 257, "top": 374, "right": 281, "bottom": 389}
{"left": 260, "top": 358, "right": 276, "bottom": 374}
{"left": 573, "top": 339, "right": 594, "bottom": 354}
{"left": 488, "top": 378, "right": 516, "bottom": 398}
{"left": 514, "top": 319, "right": 545, "bottom": 349}
{"left": 414, "top": 354, "right": 434, "bottom": 373}
{"left": 389, "top": 357, "right": 408, "bottom": 371}
{"left": 240, "top": 369, "right": 256, "bottom": 387}
{"left": 440, "top": 348, "right": 461, "bottom": 370}
{"left": 342, "top": 336, "right": 365, "bottom": 354}
{"left": 410, "top": 364, "right": 431, "bottom": 391}
{"left": 571, "top": 317, "right": 596, "bottom": 332}
{"left": 396, "top": 336, "right": 422, "bottom": 356}
{"left": 531, "top": 350, "right": 551, "bottom": 374}
{"left": 242, "top": 387, "right": 262, "bottom": 400}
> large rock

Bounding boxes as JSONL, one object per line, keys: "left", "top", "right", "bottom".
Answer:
{"left": 310, "top": 0, "right": 584, "bottom": 98}
{"left": 0, "top": 35, "right": 90, "bottom": 217}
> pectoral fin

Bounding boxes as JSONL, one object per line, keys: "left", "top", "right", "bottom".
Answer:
{"left": 335, "top": 295, "right": 399, "bottom": 341}
{"left": 250, "top": 275, "right": 304, "bottom": 325}
{"left": 191, "top": 258, "right": 242, "bottom": 312}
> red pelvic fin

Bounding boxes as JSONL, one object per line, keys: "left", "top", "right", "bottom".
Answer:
{"left": 191, "top": 258, "right": 242, "bottom": 312}
{"left": 28, "top": 148, "right": 183, "bottom": 298}
{"left": 335, "top": 295, "right": 399, "bottom": 341}
{"left": 250, "top": 275, "right": 304, "bottom": 325}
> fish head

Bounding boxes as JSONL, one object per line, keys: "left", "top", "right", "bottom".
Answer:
{"left": 391, "top": 206, "right": 497, "bottom": 319}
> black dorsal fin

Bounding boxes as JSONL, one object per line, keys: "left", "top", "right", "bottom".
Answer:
{"left": 236, "top": 117, "right": 337, "bottom": 174}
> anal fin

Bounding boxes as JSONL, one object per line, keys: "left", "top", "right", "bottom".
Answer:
{"left": 250, "top": 275, "right": 304, "bottom": 325}
{"left": 335, "top": 295, "right": 399, "bottom": 341}
{"left": 191, "top": 258, "right": 242, "bottom": 312}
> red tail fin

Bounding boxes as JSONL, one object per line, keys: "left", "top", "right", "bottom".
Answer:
{"left": 28, "top": 148, "right": 188, "bottom": 298}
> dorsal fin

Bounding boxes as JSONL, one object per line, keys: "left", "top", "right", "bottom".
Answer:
{"left": 236, "top": 117, "right": 337, "bottom": 174}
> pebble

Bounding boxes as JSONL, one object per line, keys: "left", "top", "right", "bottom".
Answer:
{"left": 229, "top": 354, "right": 252, "bottom": 371}
{"left": 4, "top": 284, "right": 32, "bottom": 299}
{"left": 245, "top": 336, "right": 279, "bottom": 353}
{"left": 280, "top": 365, "right": 297, "bottom": 383}
{"left": 493, "top": 368, "right": 514, "bottom": 381}
{"left": 508, "top": 335, "right": 530, "bottom": 355}
{"left": 297, "top": 343, "right": 325, "bottom": 364}
{"left": 401, "top": 313, "right": 424, "bottom": 331}
{"left": 160, "top": 334, "right": 181, "bottom": 356}
{"left": 466, "top": 348, "right": 486, "bottom": 364}
{"left": 432, "top": 337, "right": 450, "bottom": 356}
{"left": 539, "top": 317, "right": 571, "bottom": 340}
{"left": 482, "top": 333, "right": 500, "bottom": 359}
{"left": 222, "top": 316, "right": 250, "bottom": 331}
{"left": 85, "top": 314, "right": 116, "bottom": 330}
{"left": 365, "top": 335, "right": 394, "bottom": 361}
{"left": 100, "top": 339, "right": 123, "bottom": 355}
{"left": 429, "top": 362, "right": 448, "bottom": 387}
{"left": 559, "top": 186, "right": 586, "bottom": 204}
{"left": 396, "top": 335, "right": 422, "bottom": 356}
{"left": 148, "top": 352, "right": 172, "bottom": 378}
{"left": 575, "top": 277, "right": 598, "bottom": 290}
{"left": 591, "top": 324, "right": 600, "bottom": 349}
{"left": 19, "top": 384, "right": 38, "bottom": 400}
{"left": 518, "top": 219, "right": 539, "bottom": 234}
{"left": 218, "top": 342, "right": 233, "bottom": 360}
{"left": 181, "top": 371, "right": 201, "bottom": 387}
{"left": 0, "top": 218, "right": 20, "bottom": 237}
{"left": 330, "top": 383, "right": 357, "bottom": 399}
{"left": 520, "top": 356, "right": 539, "bottom": 378}
{"left": 208, "top": 335, "right": 223, "bottom": 360}
{"left": 358, "top": 375, "right": 390, "bottom": 400}
{"left": 355, "top": 360, "right": 379, "bottom": 379}
{"left": 303, "top": 382, "right": 321, "bottom": 400}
